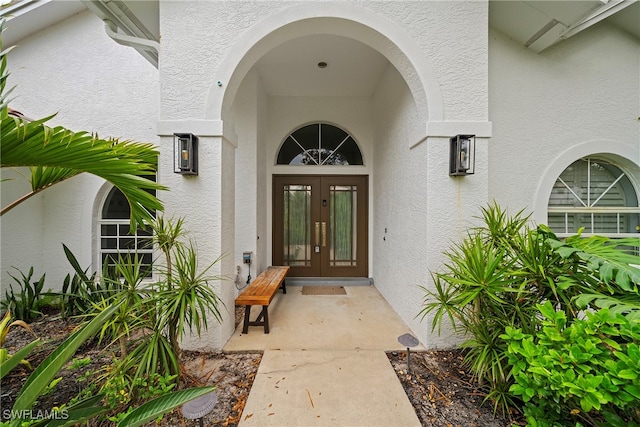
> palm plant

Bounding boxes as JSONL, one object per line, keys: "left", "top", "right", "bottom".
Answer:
{"left": 0, "top": 20, "right": 165, "bottom": 229}
{"left": 149, "top": 215, "right": 187, "bottom": 283}
{"left": 158, "top": 243, "right": 224, "bottom": 358}
{"left": 420, "top": 202, "right": 640, "bottom": 414}
{"left": 0, "top": 24, "right": 218, "bottom": 425}
{"left": 93, "top": 217, "right": 224, "bottom": 395}
{"left": 95, "top": 252, "right": 153, "bottom": 359}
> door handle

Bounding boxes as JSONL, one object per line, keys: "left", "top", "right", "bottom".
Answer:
{"left": 315, "top": 222, "right": 320, "bottom": 245}
{"left": 322, "top": 222, "right": 327, "bottom": 247}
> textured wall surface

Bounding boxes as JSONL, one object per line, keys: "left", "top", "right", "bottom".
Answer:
{"left": 1, "top": 11, "right": 159, "bottom": 290}
{"left": 155, "top": 0, "right": 490, "bottom": 349}
{"left": 8, "top": 1, "right": 634, "bottom": 352}
{"left": 489, "top": 24, "right": 640, "bottom": 223}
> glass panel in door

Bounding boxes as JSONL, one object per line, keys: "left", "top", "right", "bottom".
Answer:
{"left": 283, "top": 184, "right": 312, "bottom": 267}
{"left": 329, "top": 185, "right": 357, "bottom": 267}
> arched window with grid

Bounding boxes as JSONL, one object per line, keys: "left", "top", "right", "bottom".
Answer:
{"left": 100, "top": 187, "right": 154, "bottom": 277}
{"left": 547, "top": 157, "right": 640, "bottom": 237}
{"left": 277, "top": 123, "right": 363, "bottom": 166}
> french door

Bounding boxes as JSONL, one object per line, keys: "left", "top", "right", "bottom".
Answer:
{"left": 273, "top": 175, "right": 368, "bottom": 277}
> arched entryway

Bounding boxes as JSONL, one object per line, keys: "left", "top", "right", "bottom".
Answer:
{"left": 208, "top": 3, "right": 441, "bottom": 283}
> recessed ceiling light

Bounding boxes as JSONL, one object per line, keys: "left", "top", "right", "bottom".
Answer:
{"left": 317, "top": 62, "right": 328, "bottom": 69}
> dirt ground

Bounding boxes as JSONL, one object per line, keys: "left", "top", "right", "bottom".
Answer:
{"left": 1, "top": 311, "right": 520, "bottom": 426}
{"left": 387, "top": 350, "right": 520, "bottom": 426}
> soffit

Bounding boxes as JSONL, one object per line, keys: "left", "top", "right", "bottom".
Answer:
{"left": 489, "top": 0, "right": 640, "bottom": 52}
{"left": 0, "top": 0, "right": 86, "bottom": 46}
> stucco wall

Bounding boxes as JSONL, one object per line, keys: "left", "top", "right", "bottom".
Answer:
{"left": 157, "top": 0, "right": 491, "bottom": 350}
{"left": 358, "top": 0, "right": 488, "bottom": 121}
{"left": 159, "top": 1, "right": 283, "bottom": 120}
{"left": 371, "top": 63, "right": 490, "bottom": 349}
{"left": 372, "top": 64, "right": 428, "bottom": 343}
{"left": 368, "top": 3, "right": 490, "bottom": 348}
{"left": 233, "top": 69, "right": 275, "bottom": 285}
{"left": 234, "top": 69, "right": 261, "bottom": 290}
{"left": 1, "top": 10, "right": 159, "bottom": 291}
{"left": 489, "top": 23, "right": 640, "bottom": 223}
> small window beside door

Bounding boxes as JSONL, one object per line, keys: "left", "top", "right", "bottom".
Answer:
{"left": 277, "top": 123, "right": 363, "bottom": 166}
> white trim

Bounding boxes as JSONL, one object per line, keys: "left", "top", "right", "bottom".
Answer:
{"left": 93, "top": 180, "right": 115, "bottom": 273}
{"left": 409, "top": 121, "right": 492, "bottom": 149}
{"left": 425, "top": 121, "right": 492, "bottom": 138}
{"left": 157, "top": 119, "right": 238, "bottom": 147}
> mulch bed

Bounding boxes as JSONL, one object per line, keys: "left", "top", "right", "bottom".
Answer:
{"left": 387, "top": 349, "right": 522, "bottom": 426}
{"left": 2, "top": 310, "right": 522, "bottom": 426}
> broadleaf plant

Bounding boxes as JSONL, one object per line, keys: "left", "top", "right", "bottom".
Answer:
{"left": 420, "top": 202, "right": 640, "bottom": 419}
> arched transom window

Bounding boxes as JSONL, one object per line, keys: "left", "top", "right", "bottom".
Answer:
{"left": 277, "top": 123, "right": 363, "bottom": 166}
{"left": 547, "top": 157, "right": 639, "bottom": 237}
{"left": 100, "top": 187, "right": 154, "bottom": 277}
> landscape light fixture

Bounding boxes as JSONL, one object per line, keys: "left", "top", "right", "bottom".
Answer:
{"left": 174, "top": 133, "right": 198, "bottom": 175}
{"left": 397, "top": 333, "right": 420, "bottom": 373}
{"left": 449, "top": 134, "right": 475, "bottom": 176}
{"left": 182, "top": 391, "right": 217, "bottom": 427}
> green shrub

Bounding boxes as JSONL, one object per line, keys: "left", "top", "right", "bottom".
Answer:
{"left": 1, "top": 267, "right": 45, "bottom": 322}
{"left": 420, "top": 204, "right": 579, "bottom": 413}
{"left": 420, "top": 203, "right": 640, "bottom": 416}
{"left": 58, "top": 244, "right": 123, "bottom": 319}
{"left": 503, "top": 302, "right": 640, "bottom": 427}
{"left": 100, "top": 359, "right": 178, "bottom": 423}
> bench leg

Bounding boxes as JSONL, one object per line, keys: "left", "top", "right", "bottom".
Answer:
{"left": 242, "top": 305, "right": 251, "bottom": 334}
{"left": 241, "top": 305, "right": 270, "bottom": 334}
{"left": 262, "top": 305, "right": 269, "bottom": 333}
{"left": 281, "top": 279, "right": 287, "bottom": 294}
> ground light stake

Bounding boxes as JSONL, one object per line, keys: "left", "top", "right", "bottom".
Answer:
{"left": 397, "top": 333, "right": 419, "bottom": 373}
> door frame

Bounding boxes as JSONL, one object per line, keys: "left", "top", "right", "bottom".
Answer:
{"left": 272, "top": 174, "right": 368, "bottom": 278}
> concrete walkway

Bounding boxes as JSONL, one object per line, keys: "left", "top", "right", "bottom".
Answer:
{"left": 224, "top": 285, "right": 423, "bottom": 427}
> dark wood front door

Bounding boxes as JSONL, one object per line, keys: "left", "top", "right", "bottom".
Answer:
{"left": 273, "top": 175, "right": 368, "bottom": 277}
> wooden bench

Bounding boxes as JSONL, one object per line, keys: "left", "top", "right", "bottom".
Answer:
{"left": 235, "top": 265, "right": 289, "bottom": 334}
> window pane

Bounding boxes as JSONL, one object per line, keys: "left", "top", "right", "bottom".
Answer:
{"left": 276, "top": 123, "right": 363, "bottom": 166}
{"left": 336, "top": 138, "right": 364, "bottom": 165}
{"left": 102, "top": 188, "right": 130, "bottom": 219}
{"left": 120, "top": 238, "right": 135, "bottom": 250}
{"left": 101, "top": 224, "right": 117, "bottom": 236}
{"left": 137, "top": 228, "right": 152, "bottom": 237}
{"left": 329, "top": 185, "right": 357, "bottom": 267}
{"left": 100, "top": 184, "right": 156, "bottom": 278}
{"left": 137, "top": 237, "right": 152, "bottom": 250}
{"left": 102, "top": 238, "right": 117, "bottom": 250}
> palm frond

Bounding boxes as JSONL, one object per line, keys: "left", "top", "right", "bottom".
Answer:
{"left": 0, "top": 25, "right": 165, "bottom": 228}
{"left": 1, "top": 115, "right": 166, "bottom": 228}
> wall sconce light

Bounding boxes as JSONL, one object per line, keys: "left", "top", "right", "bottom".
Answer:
{"left": 449, "top": 134, "right": 475, "bottom": 176}
{"left": 174, "top": 133, "right": 198, "bottom": 175}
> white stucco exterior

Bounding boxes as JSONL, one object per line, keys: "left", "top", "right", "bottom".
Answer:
{"left": 1, "top": 0, "right": 638, "bottom": 350}
{"left": 1, "top": 10, "right": 158, "bottom": 293}
{"left": 489, "top": 23, "right": 640, "bottom": 224}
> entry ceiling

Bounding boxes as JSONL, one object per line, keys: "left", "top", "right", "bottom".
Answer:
{"left": 1, "top": 0, "right": 638, "bottom": 95}
{"left": 254, "top": 34, "right": 389, "bottom": 97}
